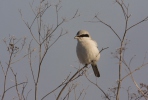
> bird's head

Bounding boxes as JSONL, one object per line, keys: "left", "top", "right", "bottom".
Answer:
{"left": 74, "top": 30, "right": 91, "bottom": 40}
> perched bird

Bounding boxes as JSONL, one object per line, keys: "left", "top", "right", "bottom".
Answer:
{"left": 74, "top": 30, "right": 100, "bottom": 77}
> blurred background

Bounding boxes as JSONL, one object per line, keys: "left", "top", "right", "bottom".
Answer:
{"left": 0, "top": 0, "right": 148, "bottom": 100}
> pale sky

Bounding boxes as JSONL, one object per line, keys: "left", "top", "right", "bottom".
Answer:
{"left": 0, "top": 0, "right": 148, "bottom": 100}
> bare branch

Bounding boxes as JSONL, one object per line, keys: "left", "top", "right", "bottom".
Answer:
{"left": 99, "top": 47, "right": 109, "bottom": 53}
{"left": 85, "top": 75, "right": 110, "bottom": 100}
{"left": 1, "top": 44, "right": 14, "bottom": 100}
{"left": 26, "top": 89, "right": 32, "bottom": 100}
{"left": 56, "top": 65, "right": 88, "bottom": 100}
{"left": 19, "top": 10, "right": 39, "bottom": 44}
{"left": 127, "top": 65, "right": 148, "bottom": 100}
{"left": 115, "top": 0, "right": 128, "bottom": 20}
{"left": 28, "top": 39, "right": 36, "bottom": 84}
{"left": 4, "top": 82, "right": 27, "bottom": 95}
{"left": 121, "top": 63, "right": 148, "bottom": 81}
{"left": 94, "top": 15, "right": 121, "bottom": 41}
{"left": 0, "top": 61, "right": 5, "bottom": 75}
{"left": 126, "top": 16, "right": 148, "bottom": 31}
{"left": 41, "top": 73, "right": 71, "bottom": 100}
{"left": 10, "top": 68, "right": 21, "bottom": 100}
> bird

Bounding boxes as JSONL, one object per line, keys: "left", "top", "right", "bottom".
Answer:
{"left": 74, "top": 30, "right": 100, "bottom": 77}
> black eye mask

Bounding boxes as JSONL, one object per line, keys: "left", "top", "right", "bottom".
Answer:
{"left": 77, "top": 34, "right": 89, "bottom": 37}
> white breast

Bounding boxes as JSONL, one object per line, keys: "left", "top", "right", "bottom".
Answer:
{"left": 76, "top": 38, "right": 100, "bottom": 65}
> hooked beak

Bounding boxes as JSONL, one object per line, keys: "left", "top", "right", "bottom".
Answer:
{"left": 74, "top": 36, "right": 78, "bottom": 39}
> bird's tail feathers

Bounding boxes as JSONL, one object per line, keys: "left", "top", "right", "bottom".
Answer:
{"left": 91, "top": 64, "right": 100, "bottom": 77}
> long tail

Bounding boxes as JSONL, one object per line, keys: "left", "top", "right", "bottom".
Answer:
{"left": 91, "top": 64, "right": 100, "bottom": 77}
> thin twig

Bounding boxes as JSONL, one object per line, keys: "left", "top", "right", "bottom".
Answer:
{"left": 121, "top": 63, "right": 148, "bottom": 81}
{"left": 126, "top": 16, "right": 148, "bottom": 31}
{"left": 95, "top": 16, "right": 121, "bottom": 41}
{"left": 85, "top": 75, "right": 110, "bottom": 100}
{"left": 41, "top": 73, "right": 71, "bottom": 100}
{"left": 4, "top": 82, "right": 27, "bottom": 94}
{"left": 1, "top": 46, "right": 13, "bottom": 100}
{"left": 56, "top": 65, "right": 88, "bottom": 100}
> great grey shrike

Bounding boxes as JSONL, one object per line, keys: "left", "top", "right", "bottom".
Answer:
{"left": 74, "top": 30, "right": 100, "bottom": 77}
